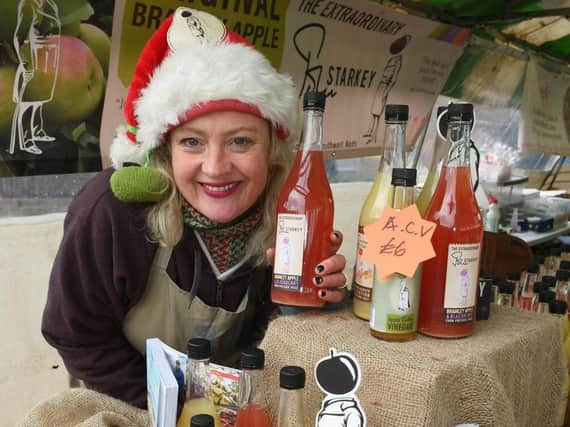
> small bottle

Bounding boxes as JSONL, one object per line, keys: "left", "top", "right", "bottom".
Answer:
{"left": 505, "top": 271, "right": 521, "bottom": 308}
{"left": 560, "top": 260, "right": 570, "bottom": 272}
{"left": 555, "top": 270, "right": 570, "bottom": 303}
{"left": 530, "top": 282, "right": 545, "bottom": 311}
{"left": 562, "top": 244, "right": 570, "bottom": 261}
{"left": 177, "top": 339, "right": 219, "bottom": 427}
{"left": 535, "top": 255, "right": 546, "bottom": 280}
{"left": 236, "top": 348, "right": 269, "bottom": 427}
{"left": 418, "top": 103, "right": 483, "bottom": 338}
{"left": 277, "top": 366, "right": 306, "bottom": 427}
{"left": 370, "top": 168, "right": 420, "bottom": 341}
{"left": 477, "top": 273, "right": 494, "bottom": 320}
{"left": 519, "top": 263, "right": 539, "bottom": 311}
{"left": 536, "top": 290, "right": 556, "bottom": 313}
{"left": 484, "top": 195, "right": 501, "bottom": 233}
{"left": 353, "top": 104, "right": 408, "bottom": 320}
{"left": 191, "top": 414, "right": 215, "bottom": 427}
{"left": 272, "top": 91, "right": 334, "bottom": 308}
{"left": 543, "top": 275, "right": 557, "bottom": 292}
{"left": 496, "top": 282, "right": 515, "bottom": 307}
{"left": 545, "top": 247, "right": 562, "bottom": 277}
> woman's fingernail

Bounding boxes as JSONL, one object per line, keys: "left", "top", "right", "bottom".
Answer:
{"left": 315, "top": 276, "right": 323, "bottom": 285}
{"left": 319, "top": 290, "right": 327, "bottom": 298}
{"left": 316, "top": 264, "right": 325, "bottom": 273}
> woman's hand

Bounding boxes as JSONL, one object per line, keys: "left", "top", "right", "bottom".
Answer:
{"left": 267, "top": 230, "right": 347, "bottom": 304}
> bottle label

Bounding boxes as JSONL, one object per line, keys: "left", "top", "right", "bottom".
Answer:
{"left": 354, "top": 229, "right": 374, "bottom": 302}
{"left": 369, "top": 270, "right": 420, "bottom": 334}
{"left": 443, "top": 243, "right": 481, "bottom": 324}
{"left": 273, "top": 214, "right": 306, "bottom": 292}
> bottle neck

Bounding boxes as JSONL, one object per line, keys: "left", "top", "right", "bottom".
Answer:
{"left": 379, "top": 121, "right": 406, "bottom": 172}
{"left": 278, "top": 388, "right": 304, "bottom": 427}
{"left": 445, "top": 120, "right": 471, "bottom": 168}
{"left": 392, "top": 185, "right": 415, "bottom": 209}
{"left": 239, "top": 368, "right": 265, "bottom": 407}
{"left": 185, "top": 358, "right": 209, "bottom": 400}
{"left": 300, "top": 108, "right": 324, "bottom": 152}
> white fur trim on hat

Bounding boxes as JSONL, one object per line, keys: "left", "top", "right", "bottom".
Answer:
{"left": 134, "top": 41, "right": 299, "bottom": 153}
{"left": 110, "top": 126, "right": 147, "bottom": 169}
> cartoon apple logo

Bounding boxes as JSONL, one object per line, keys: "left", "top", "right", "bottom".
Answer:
{"left": 315, "top": 348, "right": 360, "bottom": 396}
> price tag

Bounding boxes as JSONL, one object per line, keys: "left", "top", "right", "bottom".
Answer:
{"left": 362, "top": 205, "right": 437, "bottom": 280}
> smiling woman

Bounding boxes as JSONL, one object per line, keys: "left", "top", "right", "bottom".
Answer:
{"left": 40, "top": 6, "right": 347, "bottom": 410}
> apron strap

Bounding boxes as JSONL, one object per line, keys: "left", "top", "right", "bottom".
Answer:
{"left": 154, "top": 245, "right": 173, "bottom": 269}
{"left": 188, "top": 249, "right": 201, "bottom": 307}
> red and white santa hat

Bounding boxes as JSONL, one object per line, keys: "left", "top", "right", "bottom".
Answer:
{"left": 110, "top": 7, "right": 299, "bottom": 169}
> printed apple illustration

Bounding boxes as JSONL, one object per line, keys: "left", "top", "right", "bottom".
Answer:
{"left": 23, "top": 35, "right": 105, "bottom": 125}
{"left": 77, "top": 23, "right": 111, "bottom": 75}
{"left": 315, "top": 349, "right": 360, "bottom": 395}
{"left": 0, "top": 63, "right": 17, "bottom": 135}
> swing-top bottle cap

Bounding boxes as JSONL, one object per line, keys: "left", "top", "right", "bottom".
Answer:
{"left": 186, "top": 338, "right": 211, "bottom": 360}
{"left": 447, "top": 103, "right": 473, "bottom": 121}
{"left": 539, "top": 289, "right": 556, "bottom": 303}
{"left": 542, "top": 275, "right": 556, "bottom": 287}
{"left": 526, "top": 262, "right": 540, "bottom": 274}
{"left": 240, "top": 347, "right": 265, "bottom": 370}
{"left": 506, "top": 271, "right": 521, "bottom": 281}
{"left": 191, "top": 414, "right": 215, "bottom": 427}
{"left": 280, "top": 365, "right": 305, "bottom": 390}
{"left": 499, "top": 281, "right": 514, "bottom": 294}
{"left": 549, "top": 299, "right": 568, "bottom": 315}
{"left": 303, "top": 91, "right": 326, "bottom": 110}
{"left": 385, "top": 104, "right": 409, "bottom": 122}
{"left": 560, "top": 260, "right": 570, "bottom": 271}
{"left": 391, "top": 168, "right": 417, "bottom": 187}
{"left": 556, "top": 270, "right": 570, "bottom": 282}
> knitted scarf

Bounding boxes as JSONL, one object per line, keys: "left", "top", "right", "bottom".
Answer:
{"left": 182, "top": 201, "right": 262, "bottom": 273}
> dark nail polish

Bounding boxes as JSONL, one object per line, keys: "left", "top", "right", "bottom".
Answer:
{"left": 315, "top": 276, "right": 323, "bottom": 285}
{"left": 319, "top": 290, "right": 327, "bottom": 298}
{"left": 316, "top": 264, "right": 325, "bottom": 273}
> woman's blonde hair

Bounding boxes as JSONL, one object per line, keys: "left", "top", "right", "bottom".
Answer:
{"left": 146, "top": 126, "right": 294, "bottom": 265}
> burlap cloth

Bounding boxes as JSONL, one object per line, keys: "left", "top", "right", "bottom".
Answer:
{"left": 18, "top": 389, "right": 146, "bottom": 427}
{"left": 259, "top": 304, "right": 567, "bottom": 427}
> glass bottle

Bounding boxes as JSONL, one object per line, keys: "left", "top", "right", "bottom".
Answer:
{"left": 416, "top": 106, "right": 448, "bottom": 216}
{"left": 562, "top": 245, "right": 570, "bottom": 262}
{"left": 506, "top": 271, "right": 522, "bottom": 307}
{"left": 519, "top": 263, "right": 538, "bottom": 311}
{"left": 543, "top": 275, "right": 557, "bottom": 292}
{"left": 477, "top": 273, "right": 495, "bottom": 320}
{"left": 418, "top": 103, "right": 483, "bottom": 338}
{"left": 530, "top": 282, "right": 545, "bottom": 311}
{"left": 236, "top": 348, "right": 269, "bottom": 427}
{"left": 535, "top": 255, "right": 546, "bottom": 281}
{"left": 545, "top": 247, "right": 562, "bottom": 277}
{"left": 177, "top": 338, "right": 219, "bottom": 427}
{"left": 536, "top": 289, "right": 556, "bottom": 313}
{"left": 370, "top": 168, "right": 420, "bottom": 341}
{"left": 272, "top": 91, "right": 334, "bottom": 308}
{"left": 191, "top": 414, "right": 215, "bottom": 427}
{"left": 277, "top": 366, "right": 305, "bottom": 427}
{"left": 555, "top": 270, "right": 570, "bottom": 303}
{"left": 353, "top": 104, "right": 408, "bottom": 320}
{"left": 560, "top": 260, "right": 570, "bottom": 272}
{"left": 496, "top": 282, "right": 515, "bottom": 307}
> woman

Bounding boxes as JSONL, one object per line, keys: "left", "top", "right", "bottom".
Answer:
{"left": 41, "top": 7, "right": 346, "bottom": 409}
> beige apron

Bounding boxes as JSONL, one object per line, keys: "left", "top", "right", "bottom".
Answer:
{"left": 123, "top": 244, "right": 257, "bottom": 365}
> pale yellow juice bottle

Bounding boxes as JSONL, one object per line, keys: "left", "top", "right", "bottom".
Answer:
{"left": 353, "top": 105, "right": 408, "bottom": 320}
{"left": 177, "top": 399, "right": 219, "bottom": 427}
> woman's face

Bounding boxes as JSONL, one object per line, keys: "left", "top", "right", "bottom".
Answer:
{"left": 169, "top": 110, "right": 271, "bottom": 223}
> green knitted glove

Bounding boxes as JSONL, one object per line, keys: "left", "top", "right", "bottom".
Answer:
{"left": 110, "top": 151, "right": 169, "bottom": 203}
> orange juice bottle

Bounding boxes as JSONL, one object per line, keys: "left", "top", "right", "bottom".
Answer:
{"left": 272, "top": 91, "right": 334, "bottom": 308}
{"left": 418, "top": 103, "right": 483, "bottom": 338}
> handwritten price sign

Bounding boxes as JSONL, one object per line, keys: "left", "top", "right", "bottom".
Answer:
{"left": 362, "top": 205, "right": 437, "bottom": 280}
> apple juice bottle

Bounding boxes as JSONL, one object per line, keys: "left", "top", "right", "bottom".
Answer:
{"left": 370, "top": 168, "right": 421, "bottom": 341}
{"left": 353, "top": 105, "right": 408, "bottom": 320}
{"left": 271, "top": 91, "right": 334, "bottom": 308}
{"left": 277, "top": 366, "right": 306, "bottom": 427}
{"left": 418, "top": 103, "right": 483, "bottom": 338}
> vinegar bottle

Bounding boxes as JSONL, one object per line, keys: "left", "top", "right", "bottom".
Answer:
{"left": 416, "top": 107, "right": 448, "bottom": 216}
{"left": 370, "top": 168, "right": 421, "bottom": 341}
{"left": 177, "top": 339, "right": 220, "bottom": 427}
{"left": 353, "top": 105, "right": 408, "bottom": 320}
{"left": 236, "top": 348, "right": 269, "bottom": 427}
{"left": 277, "top": 366, "right": 306, "bottom": 427}
{"left": 271, "top": 91, "right": 334, "bottom": 308}
{"left": 418, "top": 103, "right": 483, "bottom": 338}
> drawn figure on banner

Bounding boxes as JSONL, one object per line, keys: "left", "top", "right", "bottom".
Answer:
{"left": 364, "top": 34, "right": 411, "bottom": 144}
{"left": 398, "top": 276, "right": 410, "bottom": 312}
{"left": 315, "top": 348, "right": 366, "bottom": 427}
{"left": 459, "top": 269, "right": 469, "bottom": 306}
{"left": 293, "top": 23, "right": 336, "bottom": 99}
{"left": 10, "top": 0, "right": 61, "bottom": 156}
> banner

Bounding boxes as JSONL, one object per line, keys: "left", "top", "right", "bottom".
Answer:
{"left": 100, "top": 0, "right": 469, "bottom": 166}
{"left": 0, "top": 0, "right": 113, "bottom": 177}
{"left": 521, "top": 54, "right": 570, "bottom": 156}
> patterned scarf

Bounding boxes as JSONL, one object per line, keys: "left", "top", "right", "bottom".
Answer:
{"left": 182, "top": 201, "right": 263, "bottom": 273}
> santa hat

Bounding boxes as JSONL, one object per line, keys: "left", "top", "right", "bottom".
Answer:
{"left": 110, "top": 7, "right": 299, "bottom": 169}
